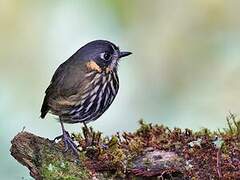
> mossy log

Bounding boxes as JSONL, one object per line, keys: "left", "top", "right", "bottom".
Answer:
{"left": 10, "top": 117, "right": 240, "bottom": 180}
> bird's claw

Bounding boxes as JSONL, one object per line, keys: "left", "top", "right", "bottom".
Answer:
{"left": 62, "top": 131, "right": 78, "bottom": 155}
{"left": 52, "top": 131, "right": 79, "bottom": 156}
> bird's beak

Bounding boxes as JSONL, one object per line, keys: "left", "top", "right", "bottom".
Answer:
{"left": 119, "top": 51, "right": 132, "bottom": 58}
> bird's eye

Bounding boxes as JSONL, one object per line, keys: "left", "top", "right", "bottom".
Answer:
{"left": 100, "top": 52, "right": 111, "bottom": 61}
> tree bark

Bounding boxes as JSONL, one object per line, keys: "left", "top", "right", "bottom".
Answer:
{"left": 10, "top": 132, "right": 186, "bottom": 179}
{"left": 10, "top": 119, "right": 240, "bottom": 179}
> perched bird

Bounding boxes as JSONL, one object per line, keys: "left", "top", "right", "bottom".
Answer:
{"left": 40, "top": 40, "right": 132, "bottom": 154}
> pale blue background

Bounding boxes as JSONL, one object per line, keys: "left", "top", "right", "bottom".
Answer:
{"left": 1, "top": 1, "right": 240, "bottom": 179}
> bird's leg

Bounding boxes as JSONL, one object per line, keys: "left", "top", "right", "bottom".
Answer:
{"left": 60, "top": 121, "right": 79, "bottom": 155}
{"left": 52, "top": 121, "right": 78, "bottom": 155}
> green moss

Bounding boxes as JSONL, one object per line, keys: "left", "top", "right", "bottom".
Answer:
{"left": 194, "top": 128, "right": 213, "bottom": 137}
{"left": 136, "top": 119, "right": 152, "bottom": 136}
{"left": 30, "top": 115, "right": 240, "bottom": 179}
{"left": 224, "top": 112, "right": 240, "bottom": 136}
{"left": 103, "top": 136, "right": 127, "bottom": 177}
{"left": 39, "top": 146, "right": 91, "bottom": 180}
{"left": 41, "top": 160, "right": 90, "bottom": 179}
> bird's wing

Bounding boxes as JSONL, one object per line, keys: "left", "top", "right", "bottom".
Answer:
{"left": 40, "top": 60, "right": 87, "bottom": 118}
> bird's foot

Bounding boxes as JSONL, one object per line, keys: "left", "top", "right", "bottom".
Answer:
{"left": 51, "top": 131, "right": 79, "bottom": 156}
{"left": 62, "top": 130, "right": 79, "bottom": 155}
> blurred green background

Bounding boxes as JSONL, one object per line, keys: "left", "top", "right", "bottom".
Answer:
{"left": 1, "top": 0, "right": 240, "bottom": 179}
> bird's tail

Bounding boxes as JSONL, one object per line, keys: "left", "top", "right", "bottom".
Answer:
{"left": 40, "top": 96, "right": 49, "bottom": 119}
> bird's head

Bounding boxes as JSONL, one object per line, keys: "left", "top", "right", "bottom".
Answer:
{"left": 77, "top": 40, "right": 132, "bottom": 72}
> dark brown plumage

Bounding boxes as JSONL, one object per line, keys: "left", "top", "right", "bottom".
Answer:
{"left": 40, "top": 40, "right": 131, "bottom": 154}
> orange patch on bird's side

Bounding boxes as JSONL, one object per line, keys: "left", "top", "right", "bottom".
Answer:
{"left": 86, "top": 61, "right": 102, "bottom": 73}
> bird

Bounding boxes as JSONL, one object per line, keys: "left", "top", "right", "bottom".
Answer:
{"left": 40, "top": 40, "right": 132, "bottom": 154}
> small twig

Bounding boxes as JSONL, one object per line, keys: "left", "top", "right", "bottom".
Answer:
{"left": 91, "top": 131, "right": 96, "bottom": 145}
{"left": 166, "top": 127, "right": 171, "bottom": 133}
{"left": 21, "top": 126, "right": 26, "bottom": 132}
{"left": 185, "top": 128, "right": 192, "bottom": 136}
{"left": 226, "top": 116, "right": 233, "bottom": 135}
{"left": 149, "top": 123, "right": 153, "bottom": 129}
{"left": 216, "top": 148, "right": 222, "bottom": 178}
{"left": 116, "top": 132, "right": 122, "bottom": 143}
{"left": 95, "top": 132, "right": 102, "bottom": 145}
{"left": 232, "top": 116, "right": 240, "bottom": 136}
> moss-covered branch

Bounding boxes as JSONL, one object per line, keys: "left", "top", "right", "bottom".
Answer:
{"left": 10, "top": 114, "right": 240, "bottom": 179}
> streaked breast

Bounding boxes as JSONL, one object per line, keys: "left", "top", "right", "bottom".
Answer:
{"left": 67, "top": 71, "right": 119, "bottom": 123}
